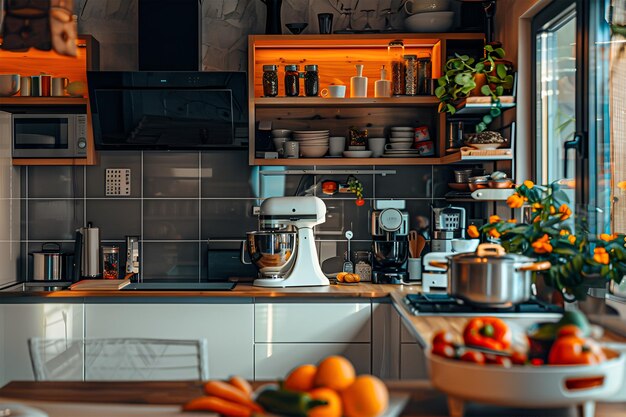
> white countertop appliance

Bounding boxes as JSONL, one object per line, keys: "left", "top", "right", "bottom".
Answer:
{"left": 252, "top": 196, "right": 329, "bottom": 287}
{"left": 422, "top": 251, "right": 452, "bottom": 292}
{"left": 431, "top": 206, "right": 466, "bottom": 252}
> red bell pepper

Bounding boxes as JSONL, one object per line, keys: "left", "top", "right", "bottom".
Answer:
{"left": 463, "top": 317, "right": 512, "bottom": 351}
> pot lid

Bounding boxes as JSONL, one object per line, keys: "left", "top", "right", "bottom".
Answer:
{"left": 450, "top": 243, "right": 534, "bottom": 264}
{"left": 30, "top": 242, "right": 65, "bottom": 255}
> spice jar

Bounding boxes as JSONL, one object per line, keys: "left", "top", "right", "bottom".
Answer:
{"left": 262, "top": 65, "right": 278, "bottom": 97}
{"left": 388, "top": 40, "right": 405, "bottom": 96}
{"left": 284, "top": 64, "right": 300, "bottom": 97}
{"left": 353, "top": 251, "right": 372, "bottom": 282}
{"left": 102, "top": 245, "right": 119, "bottom": 279}
{"left": 417, "top": 56, "right": 432, "bottom": 95}
{"left": 404, "top": 55, "right": 418, "bottom": 96}
{"left": 304, "top": 64, "right": 319, "bottom": 97}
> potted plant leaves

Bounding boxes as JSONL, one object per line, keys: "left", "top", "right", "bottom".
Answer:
{"left": 435, "top": 44, "right": 514, "bottom": 132}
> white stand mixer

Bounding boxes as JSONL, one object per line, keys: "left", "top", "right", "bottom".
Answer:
{"left": 253, "top": 196, "right": 330, "bottom": 287}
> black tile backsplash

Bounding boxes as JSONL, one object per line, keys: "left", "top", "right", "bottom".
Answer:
{"left": 20, "top": 150, "right": 448, "bottom": 281}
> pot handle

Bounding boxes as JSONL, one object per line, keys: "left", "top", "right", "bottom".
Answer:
{"left": 429, "top": 261, "right": 449, "bottom": 270}
{"left": 518, "top": 261, "right": 551, "bottom": 272}
{"left": 476, "top": 243, "right": 506, "bottom": 257}
{"left": 42, "top": 242, "right": 61, "bottom": 252}
{"left": 240, "top": 240, "right": 251, "bottom": 265}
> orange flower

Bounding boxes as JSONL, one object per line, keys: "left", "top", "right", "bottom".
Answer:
{"left": 523, "top": 180, "right": 535, "bottom": 189}
{"left": 489, "top": 215, "right": 502, "bottom": 224}
{"left": 559, "top": 204, "right": 572, "bottom": 220}
{"left": 533, "top": 215, "right": 542, "bottom": 223}
{"left": 532, "top": 203, "right": 543, "bottom": 211}
{"left": 618, "top": 181, "right": 626, "bottom": 191}
{"left": 568, "top": 235, "right": 576, "bottom": 245}
{"left": 506, "top": 193, "right": 524, "bottom": 208}
{"left": 549, "top": 205, "right": 556, "bottom": 214}
{"left": 600, "top": 233, "right": 618, "bottom": 242}
{"left": 593, "top": 247, "right": 610, "bottom": 264}
{"left": 467, "top": 225, "right": 480, "bottom": 239}
{"left": 559, "top": 229, "right": 569, "bottom": 236}
{"left": 488, "top": 228, "right": 501, "bottom": 239}
{"left": 531, "top": 234, "right": 553, "bottom": 254}
{"left": 507, "top": 219, "right": 517, "bottom": 223}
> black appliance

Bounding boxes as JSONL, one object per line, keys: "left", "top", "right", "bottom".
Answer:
{"left": 404, "top": 293, "right": 564, "bottom": 315}
{"left": 87, "top": 71, "right": 248, "bottom": 150}
{"left": 138, "top": 0, "right": 201, "bottom": 71}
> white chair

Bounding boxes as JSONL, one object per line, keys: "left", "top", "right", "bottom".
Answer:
{"left": 28, "top": 337, "right": 209, "bottom": 381}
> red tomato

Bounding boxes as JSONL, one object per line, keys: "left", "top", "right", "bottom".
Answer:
{"left": 355, "top": 198, "right": 365, "bottom": 206}
{"left": 510, "top": 351, "right": 528, "bottom": 366}
{"left": 530, "top": 358, "right": 545, "bottom": 366}
{"left": 431, "top": 343, "right": 457, "bottom": 359}
{"left": 460, "top": 351, "right": 486, "bottom": 365}
{"left": 432, "top": 330, "right": 455, "bottom": 346}
{"left": 485, "top": 354, "right": 513, "bottom": 367}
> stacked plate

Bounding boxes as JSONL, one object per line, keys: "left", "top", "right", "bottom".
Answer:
{"left": 293, "top": 130, "right": 330, "bottom": 158}
{"left": 383, "top": 127, "right": 420, "bottom": 158}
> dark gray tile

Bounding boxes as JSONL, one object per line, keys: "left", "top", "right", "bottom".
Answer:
{"left": 201, "top": 151, "right": 255, "bottom": 197}
{"left": 28, "top": 200, "right": 84, "bottom": 240}
{"left": 205, "top": 240, "right": 258, "bottom": 281}
{"left": 86, "top": 200, "right": 141, "bottom": 240}
{"left": 142, "top": 242, "right": 200, "bottom": 280}
{"left": 257, "top": 167, "right": 315, "bottom": 198}
{"left": 375, "top": 166, "right": 432, "bottom": 198}
{"left": 144, "top": 152, "right": 199, "bottom": 198}
{"left": 28, "top": 166, "right": 84, "bottom": 198}
{"left": 317, "top": 199, "right": 371, "bottom": 241}
{"left": 406, "top": 200, "right": 434, "bottom": 237}
{"left": 86, "top": 151, "right": 142, "bottom": 198}
{"left": 433, "top": 165, "right": 456, "bottom": 198}
{"left": 144, "top": 200, "right": 199, "bottom": 240}
{"left": 201, "top": 200, "right": 256, "bottom": 240}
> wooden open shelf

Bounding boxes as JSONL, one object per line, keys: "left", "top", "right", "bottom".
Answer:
{"left": 0, "top": 97, "right": 87, "bottom": 105}
{"left": 255, "top": 96, "right": 439, "bottom": 107}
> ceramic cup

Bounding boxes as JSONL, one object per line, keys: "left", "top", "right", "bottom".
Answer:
{"left": 283, "top": 141, "right": 300, "bottom": 158}
{"left": 40, "top": 74, "right": 51, "bottom": 96}
{"left": 321, "top": 85, "right": 346, "bottom": 98}
{"left": 368, "top": 137, "right": 386, "bottom": 157}
{"left": 51, "top": 77, "right": 69, "bottom": 96}
{"left": 30, "top": 76, "right": 41, "bottom": 96}
{"left": 329, "top": 136, "right": 346, "bottom": 156}
{"left": 408, "top": 258, "right": 422, "bottom": 282}
{"left": 273, "top": 137, "right": 287, "bottom": 155}
{"left": 20, "top": 77, "right": 31, "bottom": 96}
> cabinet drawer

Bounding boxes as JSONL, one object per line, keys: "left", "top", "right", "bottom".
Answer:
{"left": 400, "top": 321, "right": 419, "bottom": 343}
{"left": 255, "top": 303, "right": 371, "bottom": 343}
{"left": 254, "top": 343, "right": 371, "bottom": 380}
{"left": 400, "top": 344, "right": 427, "bottom": 380}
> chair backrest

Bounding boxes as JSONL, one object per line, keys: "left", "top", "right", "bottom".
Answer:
{"left": 28, "top": 337, "right": 209, "bottom": 381}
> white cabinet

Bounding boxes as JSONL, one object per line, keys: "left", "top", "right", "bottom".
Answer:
{"left": 398, "top": 314, "right": 428, "bottom": 380}
{"left": 84, "top": 303, "right": 254, "bottom": 379}
{"left": 0, "top": 303, "right": 84, "bottom": 385}
{"left": 371, "top": 302, "right": 401, "bottom": 379}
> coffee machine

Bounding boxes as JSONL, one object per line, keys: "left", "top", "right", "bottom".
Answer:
{"left": 370, "top": 200, "right": 410, "bottom": 284}
{"left": 244, "top": 196, "right": 329, "bottom": 287}
{"left": 431, "top": 206, "right": 466, "bottom": 252}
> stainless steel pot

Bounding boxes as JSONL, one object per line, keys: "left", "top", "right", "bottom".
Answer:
{"left": 30, "top": 242, "right": 70, "bottom": 281}
{"left": 430, "top": 243, "right": 551, "bottom": 306}
{"left": 241, "top": 231, "right": 297, "bottom": 278}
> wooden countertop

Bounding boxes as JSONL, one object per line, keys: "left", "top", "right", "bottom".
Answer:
{"left": 0, "top": 282, "right": 402, "bottom": 299}
{"left": 1, "top": 380, "right": 625, "bottom": 417}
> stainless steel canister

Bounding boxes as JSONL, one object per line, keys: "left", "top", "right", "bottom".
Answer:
{"left": 30, "top": 242, "right": 69, "bottom": 281}
{"left": 78, "top": 223, "right": 101, "bottom": 277}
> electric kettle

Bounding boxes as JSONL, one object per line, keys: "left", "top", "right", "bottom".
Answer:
{"left": 73, "top": 222, "right": 101, "bottom": 279}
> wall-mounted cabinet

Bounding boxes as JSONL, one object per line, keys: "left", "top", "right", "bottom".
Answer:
{"left": 0, "top": 35, "right": 99, "bottom": 166}
{"left": 248, "top": 33, "right": 515, "bottom": 166}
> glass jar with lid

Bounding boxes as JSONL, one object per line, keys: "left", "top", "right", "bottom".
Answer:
{"left": 284, "top": 64, "right": 300, "bottom": 97}
{"left": 304, "top": 64, "right": 319, "bottom": 97}
{"left": 417, "top": 56, "right": 432, "bottom": 95}
{"left": 403, "top": 54, "right": 418, "bottom": 96}
{"left": 388, "top": 40, "right": 405, "bottom": 96}
{"left": 262, "top": 65, "right": 279, "bottom": 97}
{"left": 353, "top": 251, "right": 372, "bottom": 282}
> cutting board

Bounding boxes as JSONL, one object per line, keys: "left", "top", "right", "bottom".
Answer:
{"left": 70, "top": 278, "right": 131, "bottom": 291}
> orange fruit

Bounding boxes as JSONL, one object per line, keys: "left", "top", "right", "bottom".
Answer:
{"left": 341, "top": 375, "right": 389, "bottom": 417}
{"left": 284, "top": 364, "right": 317, "bottom": 391}
{"left": 314, "top": 356, "right": 355, "bottom": 391}
{"left": 308, "top": 387, "right": 342, "bottom": 417}
{"left": 337, "top": 272, "right": 348, "bottom": 283}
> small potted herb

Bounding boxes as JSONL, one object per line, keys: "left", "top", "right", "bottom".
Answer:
{"left": 435, "top": 44, "right": 514, "bottom": 132}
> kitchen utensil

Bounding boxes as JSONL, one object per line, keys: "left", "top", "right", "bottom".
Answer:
{"left": 429, "top": 349, "right": 625, "bottom": 417}
{"left": 241, "top": 231, "right": 297, "bottom": 278}
{"left": 321, "top": 85, "right": 346, "bottom": 98}
{"left": 318, "top": 13, "right": 333, "bottom": 34}
{"left": 415, "top": 235, "right": 426, "bottom": 258}
{"left": 408, "top": 230, "right": 419, "bottom": 258}
{"left": 343, "top": 230, "right": 354, "bottom": 273}
{"left": 430, "top": 243, "right": 551, "bottom": 306}
{"left": 453, "top": 169, "right": 473, "bottom": 183}
{"left": 0, "top": 74, "right": 20, "bottom": 96}
{"left": 488, "top": 178, "right": 514, "bottom": 188}
{"left": 30, "top": 242, "right": 70, "bottom": 281}
{"left": 75, "top": 223, "right": 101, "bottom": 278}
{"left": 468, "top": 176, "right": 489, "bottom": 191}
{"left": 285, "top": 22, "right": 308, "bottom": 34}
{"left": 450, "top": 238, "right": 479, "bottom": 253}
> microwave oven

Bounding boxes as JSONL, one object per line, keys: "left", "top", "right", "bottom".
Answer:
{"left": 0, "top": 112, "right": 88, "bottom": 158}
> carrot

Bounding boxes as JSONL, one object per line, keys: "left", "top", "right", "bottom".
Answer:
{"left": 204, "top": 380, "right": 263, "bottom": 413}
{"left": 228, "top": 375, "right": 253, "bottom": 398}
{"left": 182, "top": 395, "right": 253, "bottom": 417}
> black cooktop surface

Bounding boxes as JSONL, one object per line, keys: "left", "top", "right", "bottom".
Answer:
{"left": 405, "top": 293, "right": 564, "bottom": 314}
{"left": 122, "top": 282, "right": 236, "bottom": 291}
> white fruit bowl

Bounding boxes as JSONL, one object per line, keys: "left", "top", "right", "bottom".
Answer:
{"left": 428, "top": 349, "right": 625, "bottom": 417}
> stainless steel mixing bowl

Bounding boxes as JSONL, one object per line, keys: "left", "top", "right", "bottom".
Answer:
{"left": 243, "top": 231, "right": 297, "bottom": 278}
{"left": 372, "top": 240, "right": 409, "bottom": 268}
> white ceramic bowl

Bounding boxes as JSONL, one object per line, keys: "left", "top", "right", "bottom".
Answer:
{"left": 271, "top": 129, "right": 292, "bottom": 138}
{"left": 391, "top": 126, "right": 414, "bottom": 131}
{"left": 387, "top": 142, "right": 413, "bottom": 150}
{"left": 451, "top": 239, "right": 480, "bottom": 253}
{"left": 0, "top": 74, "right": 20, "bottom": 96}
{"left": 389, "top": 137, "right": 413, "bottom": 143}
{"left": 404, "top": 11, "right": 454, "bottom": 33}
{"left": 391, "top": 131, "right": 414, "bottom": 138}
{"left": 343, "top": 150, "right": 373, "bottom": 158}
{"left": 300, "top": 146, "right": 328, "bottom": 158}
{"left": 404, "top": 0, "right": 451, "bottom": 14}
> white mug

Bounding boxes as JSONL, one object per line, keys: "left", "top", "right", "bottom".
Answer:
{"left": 329, "top": 136, "right": 346, "bottom": 156}
{"left": 408, "top": 258, "right": 422, "bottom": 281}
{"left": 321, "top": 84, "right": 346, "bottom": 98}
{"left": 51, "top": 77, "right": 69, "bottom": 96}
{"left": 367, "top": 137, "right": 386, "bottom": 157}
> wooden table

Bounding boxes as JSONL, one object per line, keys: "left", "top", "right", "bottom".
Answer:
{"left": 1, "top": 381, "right": 625, "bottom": 417}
